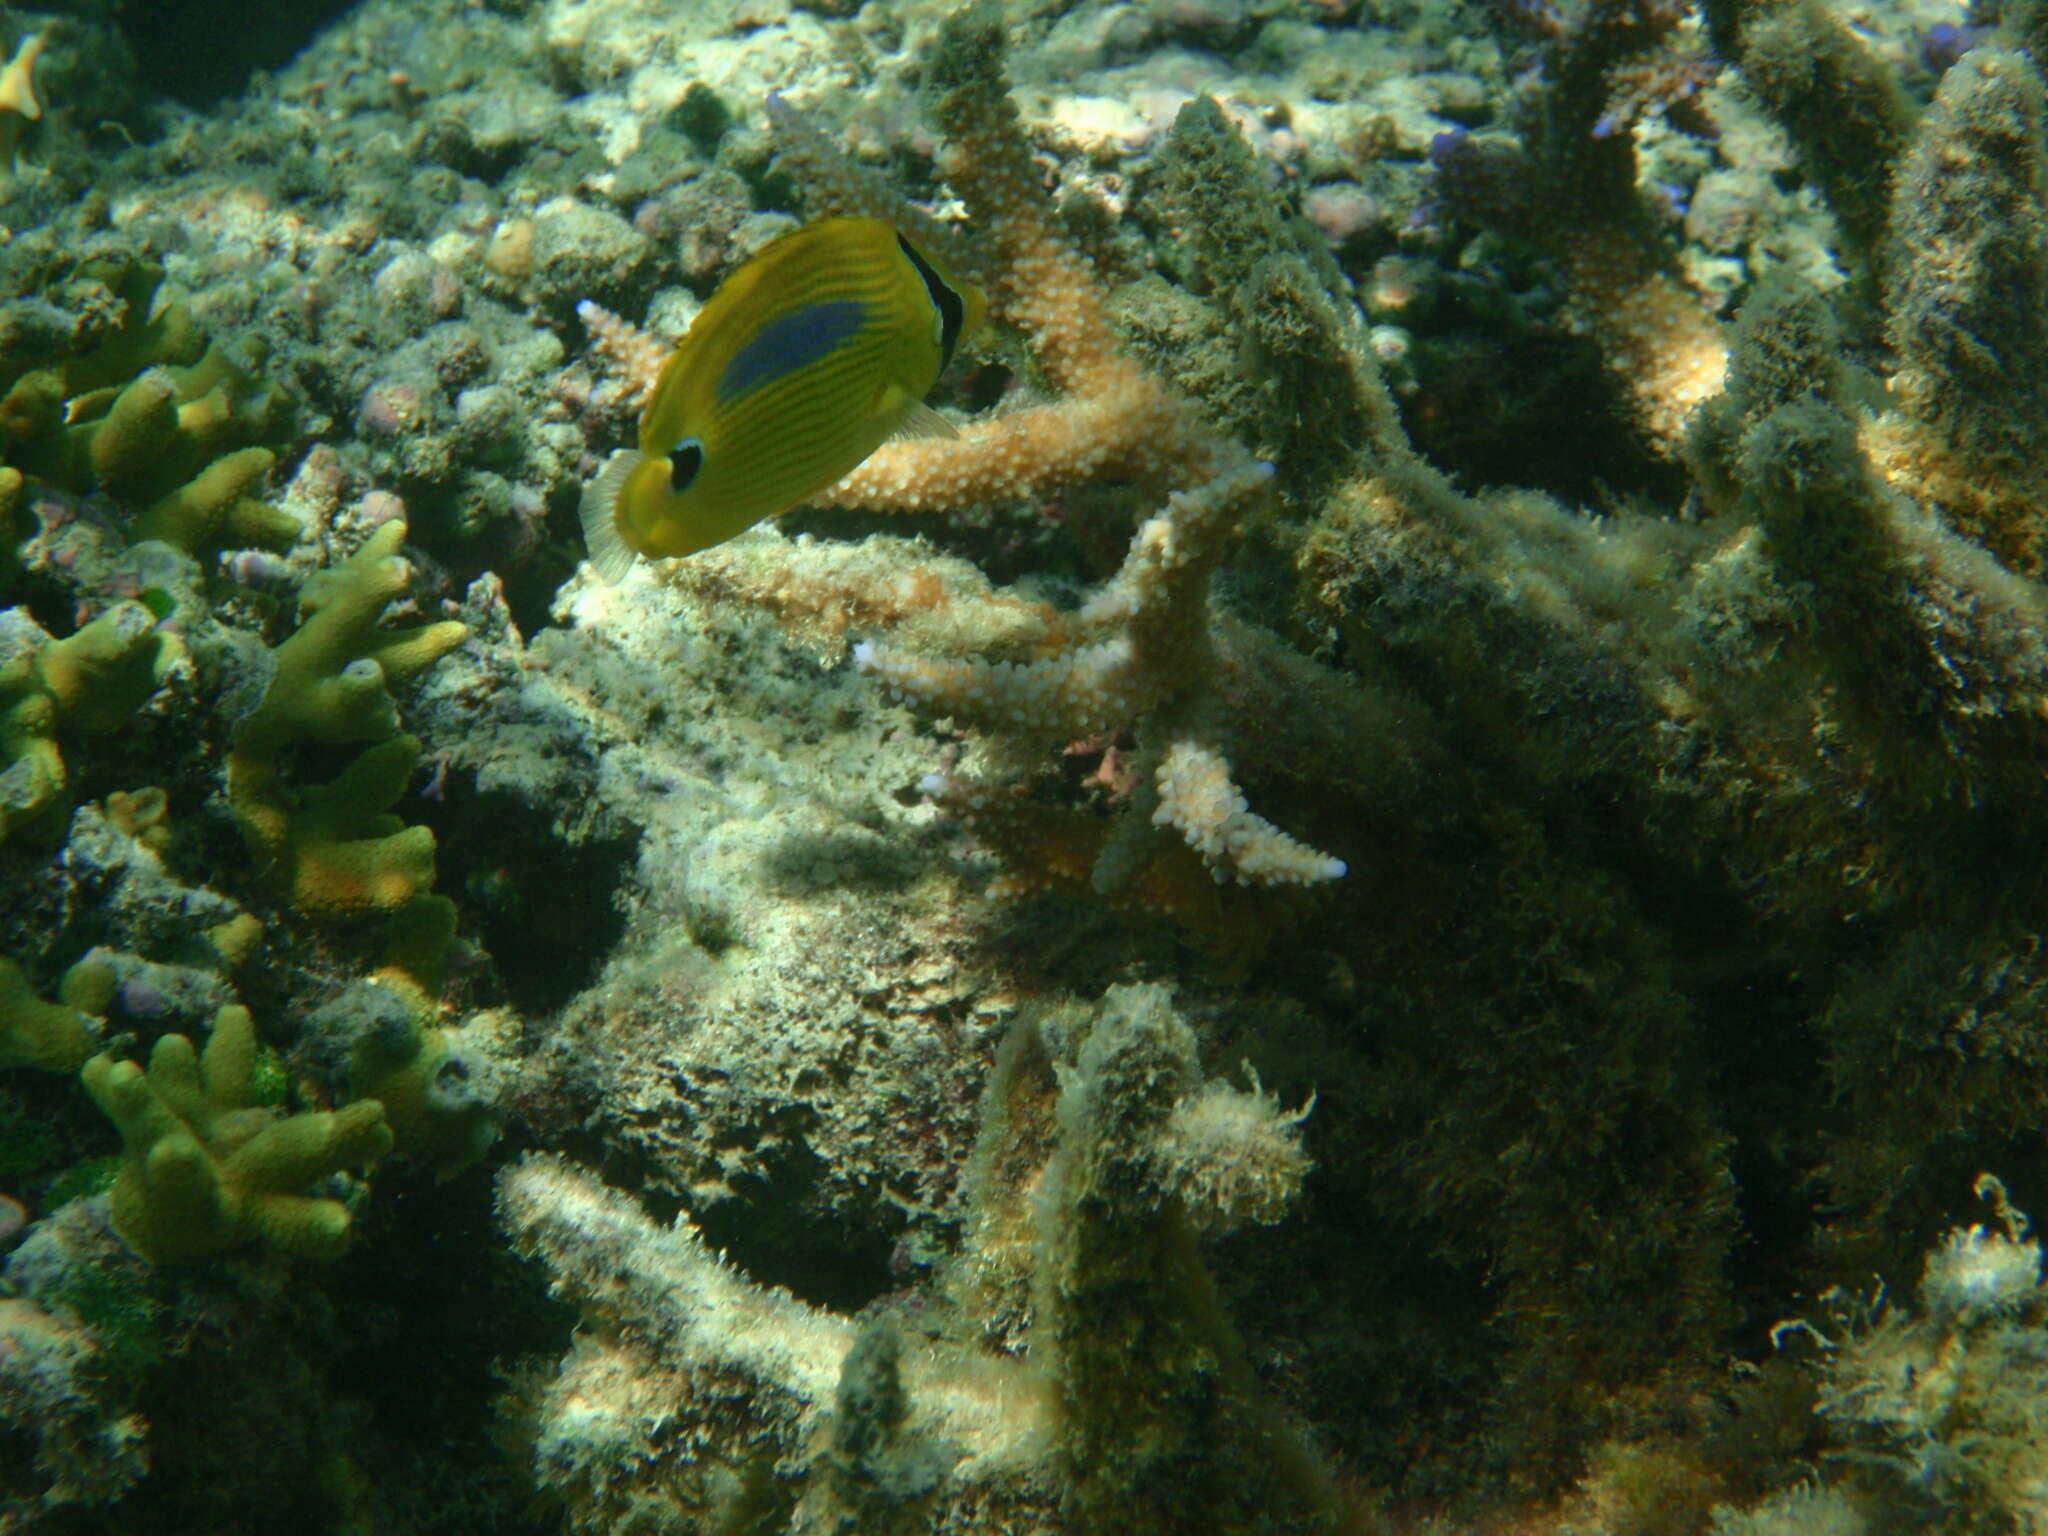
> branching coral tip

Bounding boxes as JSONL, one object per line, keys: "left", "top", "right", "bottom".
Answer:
{"left": 0, "top": 32, "right": 44, "bottom": 176}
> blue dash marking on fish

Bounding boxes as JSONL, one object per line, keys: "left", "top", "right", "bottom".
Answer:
{"left": 716, "top": 299, "right": 871, "bottom": 405}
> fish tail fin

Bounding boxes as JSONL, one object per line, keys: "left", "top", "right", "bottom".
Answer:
{"left": 580, "top": 450, "right": 644, "bottom": 585}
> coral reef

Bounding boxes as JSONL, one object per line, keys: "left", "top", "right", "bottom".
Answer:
{"left": 855, "top": 460, "right": 1353, "bottom": 937}
{"left": 1425, "top": 0, "right": 1729, "bottom": 448}
{"left": 0, "top": 252, "right": 296, "bottom": 557}
{"left": 298, "top": 957, "right": 504, "bottom": 1176}
{"left": 0, "top": 1206, "right": 152, "bottom": 1514}
{"left": 0, "top": 601, "right": 186, "bottom": 845}
{"left": 1696, "top": 1177, "right": 2048, "bottom": 1534}
{"left": 499, "top": 984, "right": 1345, "bottom": 1535}
{"left": 82, "top": 1004, "right": 392, "bottom": 1264}
{"left": 224, "top": 518, "right": 466, "bottom": 919}
{"left": 787, "top": 15, "right": 1229, "bottom": 515}
{"left": 1699, "top": 0, "right": 1913, "bottom": 280}
{"left": 647, "top": 0, "right": 2048, "bottom": 1499}
{"left": 7, "top": 0, "right": 2048, "bottom": 1531}
{"left": 1874, "top": 46, "right": 2048, "bottom": 576}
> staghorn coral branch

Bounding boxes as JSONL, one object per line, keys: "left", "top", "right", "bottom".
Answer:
{"left": 807, "top": 8, "right": 1227, "bottom": 513}
{"left": 1430, "top": 0, "right": 1728, "bottom": 449}
{"left": 847, "top": 459, "right": 1266, "bottom": 735}
{"left": 498, "top": 985, "right": 1349, "bottom": 1533}
{"left": 852, "top": 458, "right": 1348, "bottom": 912}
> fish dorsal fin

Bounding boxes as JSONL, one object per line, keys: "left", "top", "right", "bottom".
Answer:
{"left": 579, "top": 449, "right": 644, "bottom": 585}
{"left": 890, "top": 399, "right": 960, "bottom": 442}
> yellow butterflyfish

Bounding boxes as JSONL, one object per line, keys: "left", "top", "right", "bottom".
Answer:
{"left": 580, "top": 215, "right": 986, "bottom": 583}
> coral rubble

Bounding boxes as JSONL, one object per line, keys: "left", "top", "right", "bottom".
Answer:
{"left": 7, "top": 0, "right": 2048, "bottom": 1532}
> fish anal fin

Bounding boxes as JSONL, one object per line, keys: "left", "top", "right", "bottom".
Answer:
{"left": 889, "top": 398, "right": 961, "bottom": 442}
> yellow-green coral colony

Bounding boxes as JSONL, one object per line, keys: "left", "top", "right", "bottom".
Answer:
{"left": 83, "top": 1006, "right": 394, "bottom": 1265}
{"left": 580, "top": 215, "right": 986, "bottom": 581}
{"left": 0, "top": 255, "right": 297, "bottom": 556}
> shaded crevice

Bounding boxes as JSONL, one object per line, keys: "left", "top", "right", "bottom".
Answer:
{"left": 121, "top": 0, "right": 359, "bottom": 109}
{"left": 412, "top": 779, "right": 637, "bottom": 1016}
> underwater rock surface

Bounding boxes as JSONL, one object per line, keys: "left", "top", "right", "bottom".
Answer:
{"left": 1, "top": 0, "right": 2047, "bottom": 1532}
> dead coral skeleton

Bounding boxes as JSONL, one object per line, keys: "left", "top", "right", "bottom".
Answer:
{"left": 498, "top": 984, "right": 1346, "bottom": 1535}
{"left": 578, "top": 11, "right": 1349, "bottom": 934}
{"left": 854, "top": 460, "right": 1350, "bottom": 924}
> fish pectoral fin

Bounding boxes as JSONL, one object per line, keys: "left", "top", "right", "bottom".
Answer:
{"left": 888, "top": 397, "right": 961, "bottom": 442}
{"left": 579, "top": 449, "right": 645, "bottom": 586}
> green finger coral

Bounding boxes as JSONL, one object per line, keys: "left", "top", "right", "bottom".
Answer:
{"left": 225, "top": 519, "right": 466, "bottom": 918}
{"left": 0, "top": 600, "right": 186, "bottom": 844}
{"left": 0, "top": 253, "right": 297, "bottom": 556}
{"left": 81, "top": 1004, "right": 393, "bottom": 1265}
{"left": 0, "top": 956, "right": 93, "bottom": 1072}
{"left": 304, "top": 931, "right": 502, "bottom": 1177}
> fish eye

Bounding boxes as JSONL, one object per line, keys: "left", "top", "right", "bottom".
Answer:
{"left": 668, "top": 438, "right": 704, "bottom": 493}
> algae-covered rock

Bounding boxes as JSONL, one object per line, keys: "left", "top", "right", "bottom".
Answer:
{"left": 298, "top": 955, "right": 503, "bottom": 1178}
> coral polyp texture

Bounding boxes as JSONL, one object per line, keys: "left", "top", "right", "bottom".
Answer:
{"left": 82, "top": 1004, "right": 393, "bottom": 1264}
{"left": 0, "top": 955, "right": 94, "bottom": 1072}
{"left": 0, "top": 599, "right": 185, "bottom": 843}
{"left": 0, "top": 252, "right": 296, "bottom": 556}
{"left": 10, "top": 0, "right": 2048, "bottom": 1531}
{"left": 499, "top": 984, "right": 1344, "bottom": 1536}
{"left": 225, "top": 518, "right": 466, "bottom": 919}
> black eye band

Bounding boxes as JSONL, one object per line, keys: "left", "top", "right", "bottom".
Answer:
{"left": 669, "top": 438, "right": 704, "bottom": 493}
{"left": 897, "top": 232, "right": 965, "bottom": 368}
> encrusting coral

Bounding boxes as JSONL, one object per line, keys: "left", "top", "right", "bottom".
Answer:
{"left": 81, "top": 1003, "right": 393, "bottom": 1265}
{"left": 499, "top": 983, "right": 1346, "bottom": 1535}
{"left": 298, "top": 936, "right": 503, "bottom": 1177}
{"left": 225, "top": 518, "right": 467, "bottom": 919}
